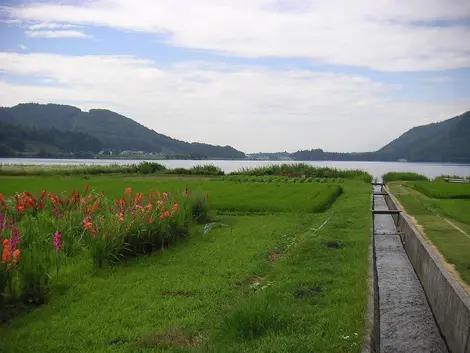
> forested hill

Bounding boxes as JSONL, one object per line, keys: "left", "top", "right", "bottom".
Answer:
{"left": 0, "top": 103, "right": 245, "bottom": 159}
{"left": 291, "top": 110, "right": 470, "bottom": 163}
{"left": 375, "top": 110, "right": 470, "bottom": 163}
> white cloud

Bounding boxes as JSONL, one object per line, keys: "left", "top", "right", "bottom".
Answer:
{"left": 28, "top": 22, "right": 80, "bottom": 30}
{"left": 18, "top": 44, "right": 27, "bottom": 50}
{"left": 25, "top": 30, "right": 91, "bottom": 39}
{"left": 0, "top": 52, "right": 468, "bottom": 152}
{"left": 1, "top": 0, "right": 470, "bottom": 71}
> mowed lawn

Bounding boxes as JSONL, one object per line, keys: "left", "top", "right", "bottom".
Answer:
{"left": 0, "top": 176, "right": 371, "bottom": 353}
{"left": 389, "top": 182, "right": 470, "bottom": 286}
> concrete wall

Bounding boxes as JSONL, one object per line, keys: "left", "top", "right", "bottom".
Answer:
{"left": 361, "top": 215, "right": 380, "bottom": 353}
{"left": 387, "top": 195, "right": 470, "bottom": 353}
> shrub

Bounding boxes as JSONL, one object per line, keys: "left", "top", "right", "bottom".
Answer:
{"left": 165, "top": 168, "right": 192, "bottom": 175}
{"left": 190, "top": 165, "right": 224, "bottom": 176}
{"left": 137, "top": 162, "right": 166, "bottom": 174}
{"left": 231, "top": 163, "right": 371, "bottom": 182}
{"left": 382, "top": 172, "right": 429, "bottom": 183}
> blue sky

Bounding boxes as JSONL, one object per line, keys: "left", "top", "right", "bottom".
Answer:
{"left": 0, "top": 0, "right": 469, "bottom": 152}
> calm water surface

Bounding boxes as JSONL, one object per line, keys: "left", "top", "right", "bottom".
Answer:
{"left": 1, "top": 158, "right": 470, "bottom": 179}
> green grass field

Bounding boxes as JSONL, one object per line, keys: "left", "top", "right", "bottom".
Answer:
{"left": 409, "top": 181, "right": 470, "bottom": 199}
{"left": 0, "top": 176, "right": 342, "bottom": 213}
{"left": 0, "top": 176, "right": 370, "bottom": 352}
{"left": 389, "top": 182, "right": 470, "bottom": 286}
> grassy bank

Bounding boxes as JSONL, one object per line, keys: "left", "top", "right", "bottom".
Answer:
{"left": 1, "top": 162, "right": 373, "bottom": 183}
{"left": 0, "top": 163, "right": 223, "bottom": 177}
{"left": 388, "top": 182, "right": 470, "bottom": 286}
{"left": 0, "top": 175, "right": 370, "bottom": 353}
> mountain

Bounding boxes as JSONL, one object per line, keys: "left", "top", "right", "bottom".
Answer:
{"left": 264, "top": 111, "right": 470, "bottom": 163}
{"left": 1, "top": 103, "right": 468, "bottom": 162}
{"left": 0, "top": 103, "right": 245, "bottom": 159}
{"left": 375, "top": 110, "right": 470, "bottom": 163}
{"left": 0, "top": 121, "right": 102, "bottom": 158}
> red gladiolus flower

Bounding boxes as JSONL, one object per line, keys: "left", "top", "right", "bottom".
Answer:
{"left": 2, "top": 239, "right": 10, "bottom": 263}
{"left": 84, "top": 185, "right": 89, "bottom": 193}
{"left": 163, "top": 193, "right": 169, "bottom": 201}
{"left": 16, "top": 204, "right": 25, "bottom": 214}
{"left": 125, "top": 187, "right": 132, "bottom": 195}
{"left": 12, "top": 249, "right": 20, "bottom": 265}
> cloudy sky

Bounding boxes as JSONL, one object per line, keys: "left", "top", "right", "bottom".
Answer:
{"left": 0, "top": 0, "right": 469, "bottom": 153}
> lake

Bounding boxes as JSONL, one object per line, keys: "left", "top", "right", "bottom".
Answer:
{"left": 1, "top": 158, "right": 470, "bottom": 179}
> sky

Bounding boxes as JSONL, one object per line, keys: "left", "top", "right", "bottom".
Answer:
{"left": 0, "top": 0, "right": 469, "bottom": 153}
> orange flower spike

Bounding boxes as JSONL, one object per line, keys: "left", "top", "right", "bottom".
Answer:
{"left": 87, "top": 194, "right": 93, "bottom": 202}
{"left": 159, "top": 213, "right": 165, "bottom": 220}
{"left": 2, "top": 240, "right": 11, "bottom": 263}
{"left": 164, "top": 211, "right": 170, "bottom": 218}
{"left": 16, "top": 204, "right": 25, "bottom": 214}
{"left": 84, "top": 185, "right": 89, "bottom": 193}
{"left": 145, "top": 204, "right": 153, "bottom": 211}
{"left": 12, "top": 249, "right": 20, "bottom": 265}
{"left": 125, "top": 187, "right": 132, "bottom": 195}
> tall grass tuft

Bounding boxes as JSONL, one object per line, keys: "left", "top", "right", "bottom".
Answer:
{"left": 165, "top": 164, "right": 224, "bottom": 176}
{"left": 221, "top": 295, "right": 286, "bottom": 340}
{"left": 382, "top": 172, "right": 429, "bottom": 183}
{"left": 230, "top": 163, "right": 372, "bottom": 182}
{"left": 0, "top": 162, "right": 167, "bottom": 177}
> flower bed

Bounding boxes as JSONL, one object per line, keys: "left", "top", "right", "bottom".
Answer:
{"left": 0, "top": 186, "right": 208, "bottom": 309}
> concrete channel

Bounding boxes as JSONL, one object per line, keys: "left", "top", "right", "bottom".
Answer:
{"left": 371, "top": 184, "right": 449, "bottom": 353}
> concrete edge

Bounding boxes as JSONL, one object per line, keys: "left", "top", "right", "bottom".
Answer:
{"left": 387, "top": 190, "right": 470, "bottom": 306}
{"left": 386, "top": 188, "right": 470, "bottom": 353}
{"left": 361, "top": 191, "right": 379, "bottom": 353}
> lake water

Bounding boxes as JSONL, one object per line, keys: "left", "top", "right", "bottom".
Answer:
{"left": 1, "top": 158, "right": 470, "bottom": 179}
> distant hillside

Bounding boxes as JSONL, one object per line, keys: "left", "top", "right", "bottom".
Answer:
{"left": 0, "top": 103, "right": 245, "bottom": 159}
{"left": 1, "top": 103, "right": 468, "bottom": 162}
{"left": 0, "top": 121, "right": 102, "bottom": 158}
{"left": 265, "top": 111, "right": 470, "bottom": 163}
{"left": 375, "top": 110, "right": 470, "bottom": 163}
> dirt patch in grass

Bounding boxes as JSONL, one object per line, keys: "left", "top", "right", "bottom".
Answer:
{"left": 138, "top": 327, "right": 202, "bottom": 349}
{"left": 294, "top": 286, "right": 323, "bottom": 298}
{"left": 268, "top": 248, "right": 284, "bottom": 264}
{"left": 325, "top": 241, "right": 343, "bottom": 249}
{"left": 244, "top": 275, "right": 265, "bottom": 285}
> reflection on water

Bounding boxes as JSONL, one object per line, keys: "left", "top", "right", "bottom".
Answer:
{"left": 1, "top": 158, "right": 469, "bottom": 179}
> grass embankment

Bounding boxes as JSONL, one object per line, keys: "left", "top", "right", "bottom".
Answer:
{"left": 0, "top": 162, "right": 372, "bottom": 182}
{"left": 388, "top": 181, "right": 470, "bottom": 286}
{"left": 0, "top": 163, "right": 223, "bottom": 177}
{"left": 382, "top": 172, "right": 429, "bottom": 183}
{"left": 0, "top": 175, "right": 371, "bottom": 353}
